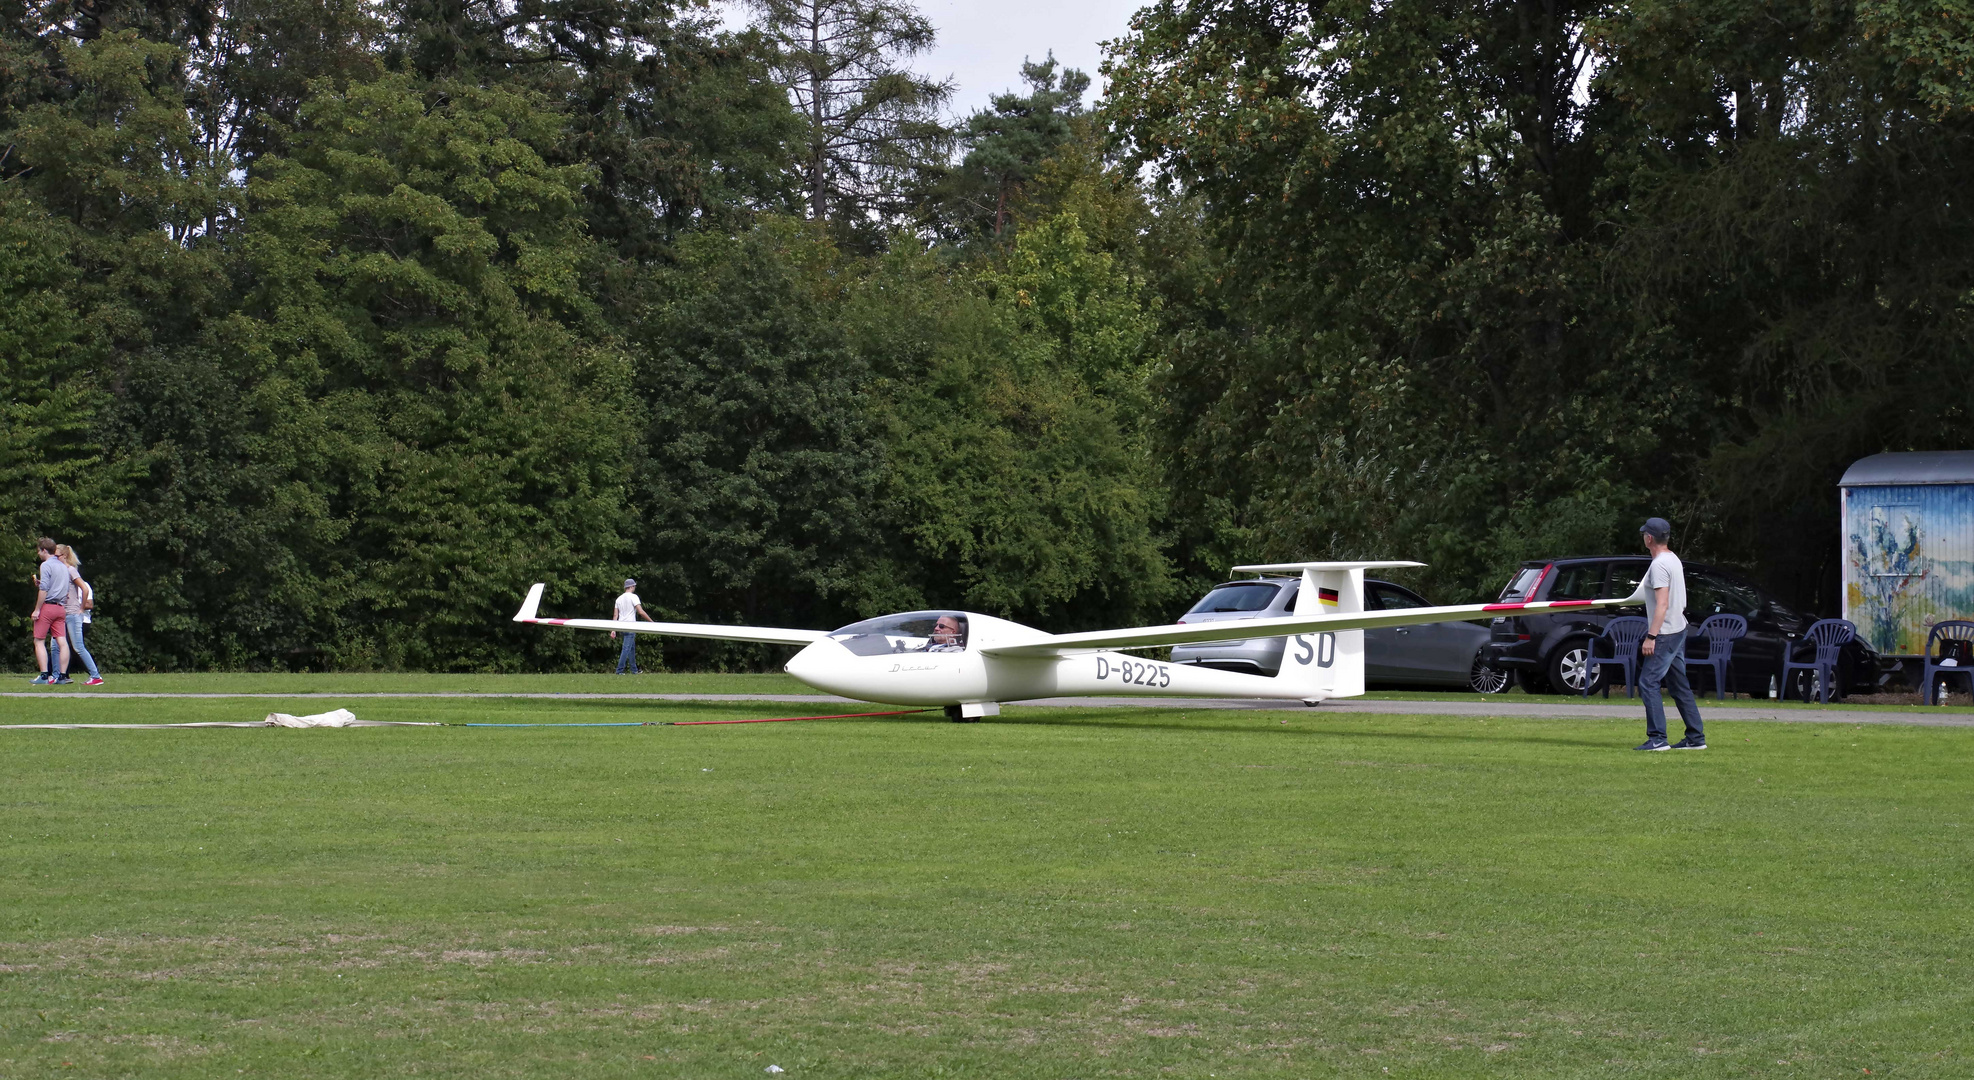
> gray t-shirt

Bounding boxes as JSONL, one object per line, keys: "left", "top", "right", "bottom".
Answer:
{"left": 37, "top": 557, "right": 70, "bottom": 606}
{"left": 1645, "top": 550, "right": 1688, "bottom": 635}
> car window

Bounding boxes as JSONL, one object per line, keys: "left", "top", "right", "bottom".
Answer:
{"left": 1369, "top": 584, "right": 1426, "bottom": 610}
{"left": 1186, "top": 582, "right": 1281, "bottom": 614}
{"left": 1692, "top": 572, "right": 1762, "bottom": 618}
{"left": 1684, "top": 574, "right": 1722, "bottom": 618}
{"left": 1601, "top": 561, "right": 1647, "bottom": 600}
{"left": 1547, "top": 563, "right": 1604, "bottom": 601}
{"left": 1280, "top": 584, "right": 1299, "bottom": 610}
{"left": 1498, "top": 566, "right": 1545, "bottom": 602}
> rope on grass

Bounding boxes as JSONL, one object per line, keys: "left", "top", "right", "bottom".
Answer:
{"left": 459, "top": 721, "right": 657, "bottom": 727}
{"left": 668, "top": 708, "right": 935, "bottom": 726}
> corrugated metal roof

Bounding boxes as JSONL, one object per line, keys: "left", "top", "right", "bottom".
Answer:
{"left": 1839, "top": 451, "right": 1974, "bottom": 488}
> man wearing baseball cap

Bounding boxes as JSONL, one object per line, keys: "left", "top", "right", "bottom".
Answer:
{"left": 611, "top": 578, "right": 654, "bottom": 674}
{"left": 1634, "top": 517, "right": 1704, "bottom": 750}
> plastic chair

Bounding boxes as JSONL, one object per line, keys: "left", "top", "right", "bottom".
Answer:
{"left": 1692, "top": 614, "right": 1747, "bottom": 700}
{"left": 1582, "top": 616, "right": 1649, "bottom": 698}
{"left": 1920, "top": 620, "right": 1974, "bottom": 705}
{"left": 1781, "top": 619, "right": 1855, "bottom": 703}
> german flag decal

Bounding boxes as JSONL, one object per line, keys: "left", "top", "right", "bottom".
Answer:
{"left": 1317, "top": 588, "right": 1339, "bottom": 607}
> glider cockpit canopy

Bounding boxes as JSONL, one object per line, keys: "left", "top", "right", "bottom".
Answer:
{"left": 829, "top": 612, "right": 969, "bottom": 656}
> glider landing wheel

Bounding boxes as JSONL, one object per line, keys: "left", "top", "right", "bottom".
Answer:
{"left": 944, "top": 705, "right": 979, "bottom": 723}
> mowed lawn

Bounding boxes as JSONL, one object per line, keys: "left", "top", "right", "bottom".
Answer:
{"left": 1, "top": 693, "right": 1970, "bottom": 1078}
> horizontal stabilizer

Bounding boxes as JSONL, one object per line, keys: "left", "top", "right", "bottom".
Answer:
{"left": 513, "top": 584, "right": 824, "bottom": 647}
{"left": 979, "top": 585, "right": 1647, "bottom": 658}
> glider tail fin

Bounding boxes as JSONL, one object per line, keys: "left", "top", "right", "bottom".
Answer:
{"left": 1231, "top": 560, "right": 1425, "bottom": 702}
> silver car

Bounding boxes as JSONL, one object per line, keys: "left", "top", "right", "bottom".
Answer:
{"left": 1169, "top": 577, "right": 1508, "bottom": 692}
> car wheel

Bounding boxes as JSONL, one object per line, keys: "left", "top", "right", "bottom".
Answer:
{"left": 1547, "top": 639, "right": 1603, "bottom": 696}
{"left": 1469, "top": 660, "right": 1511, "bottom": 694}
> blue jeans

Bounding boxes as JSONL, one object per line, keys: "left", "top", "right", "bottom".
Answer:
{"left": 64, "top": 614, "right": 99, "bottom": 678}
{"left": 1638, "top": 628, "right": 1703, "bottom": 742}
{"left": 616, "top": 633, "right": 639, "bottom": 674}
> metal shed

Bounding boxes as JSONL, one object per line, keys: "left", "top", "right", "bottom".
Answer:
{"left": 1840, "top": 451, "right": 1974, "bottom": 656}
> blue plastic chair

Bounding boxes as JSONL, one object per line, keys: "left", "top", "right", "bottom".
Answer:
{"left": 1781, "top": 619, "right": 1855, "bottom": 703}
{"left": 1583, "top": 616, "right": 1649, "bottom": 698}
{"left": 1920, "top": 620, "right": 1974, "bottom": 705}
{"left": 1692, "top": 614, "right": 1747, "bottom": 700}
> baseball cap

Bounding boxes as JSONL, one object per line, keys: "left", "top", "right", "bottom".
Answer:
{"left": 1639, "top": 517, "right": 1671, "bottom": 542}
{"left": 624, "top": 578, "right": 637, "bottom": 588}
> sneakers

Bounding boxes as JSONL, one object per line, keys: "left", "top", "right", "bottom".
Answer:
{"left": 51, "top": 674, "right": 73, "bottom": 684}
{"left": 1671, "top": 737, "right": 1707, "bottom": 750}
{"left": 1633, "top": 738, "right": 1670, "bottom": 751}
{"left": 30, "top": 673, "right": 50, "bottom": 684}
{"left": 86, "top": 676, "right": 104, "bottom": 686}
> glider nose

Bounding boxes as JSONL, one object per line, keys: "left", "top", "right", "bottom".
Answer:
{"left": 784, "top": 639, "right": 833, "bottom": 689}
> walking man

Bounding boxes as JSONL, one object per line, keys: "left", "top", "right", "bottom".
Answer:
{"left": 1634, "top": 517, "right": 1705, "bottom": 751}
{"left": 610, "top": 578, "right": 654, "bottom": 674}
{"left": 28, "top": 537, "right": 71, "bottom": 684}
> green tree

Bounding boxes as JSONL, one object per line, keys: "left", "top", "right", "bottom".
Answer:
{"left": 746, "top": 0, "right": 950, "bottom": 232}
{"left": 942, "top": 53, "right": 1089, "bottom": 238}
{"left": 232, "top": 74, "right": 640, "bottom": 668}
{"left": 624, "top": 218, "right": 887, "bottom": 664}
{"left": 0, "top": 194, "right": 125, "bottom": 619}
{"left": 863, "top": 213, "right": 1175, "bottom": 628}
{"left": 1108, "top": 0, "right": 1640, "bottom": 604}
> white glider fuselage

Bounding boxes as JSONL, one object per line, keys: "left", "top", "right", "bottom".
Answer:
{"left": 781, "top": 611, "right": 1343, "bottom": 707}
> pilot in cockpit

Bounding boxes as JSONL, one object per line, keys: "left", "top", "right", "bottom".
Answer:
{"left": 920, "top": 614, "right": 965, "bottom": 652}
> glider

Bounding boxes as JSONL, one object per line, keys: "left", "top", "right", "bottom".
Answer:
{"left": 515, "top": 562, "right": 1647, "bottom": 720}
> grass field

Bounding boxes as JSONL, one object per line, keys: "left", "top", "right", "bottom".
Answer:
{"left": 2, "top": 687, "right": 1971, "bottom": 1078}
{"left": 7, "top": 670, "right": 1970, "bottom": 714}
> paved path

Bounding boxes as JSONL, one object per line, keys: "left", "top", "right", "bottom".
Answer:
{"left": 4, "top": 691, "right": 1969, "bottom": 727}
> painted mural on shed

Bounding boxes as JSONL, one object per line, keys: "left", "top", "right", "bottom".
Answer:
{"left": 1841, "top": 452, "right": 1974, "bottom": 657}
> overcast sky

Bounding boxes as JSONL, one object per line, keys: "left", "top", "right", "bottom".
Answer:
{"left": 715, "top": 0, "right": 1150, "bottom": 119}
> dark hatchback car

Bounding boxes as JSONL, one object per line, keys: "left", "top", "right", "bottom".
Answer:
{"left": 1478, "top": 556, "right": 1889, "bottom": 697}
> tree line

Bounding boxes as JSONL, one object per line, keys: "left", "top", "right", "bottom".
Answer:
{"left": 3, "top": 0, "right": 1969, "bottom": 672}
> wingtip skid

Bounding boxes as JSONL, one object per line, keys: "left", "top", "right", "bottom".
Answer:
{"left": 514, "top": 582, "right": 546, "bottom": 622}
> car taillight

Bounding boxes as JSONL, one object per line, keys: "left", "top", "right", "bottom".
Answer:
{"left": 1518, "top": 634, "right": 1531, "bottom": 641}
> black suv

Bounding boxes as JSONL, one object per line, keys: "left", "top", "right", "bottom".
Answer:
{"left": 1477, "top": 556, "right": 1888, "bottom": 698}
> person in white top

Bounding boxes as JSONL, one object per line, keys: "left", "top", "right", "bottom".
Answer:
{"left": 611, "top": 578, "right": 654, "bottom": 674}
{"left": 1634, "top": 517, "right": 1704, "bottom": 751}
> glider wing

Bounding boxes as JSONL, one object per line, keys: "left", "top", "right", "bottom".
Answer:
{"left": 978, "top": 587, "right": 1648, "bottom": 658}
{"left": 512, "top": 583, "right": 825, "bottom": 647}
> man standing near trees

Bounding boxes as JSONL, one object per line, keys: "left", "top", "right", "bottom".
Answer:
{"left": 610, "top": 579, "right": 654, "bottom": 674}
{"left": 1634, "top": 517, "right": 1705, "bottom": 751}
{"left": 28, "top": 537, "right": 71, "bottom": 685}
